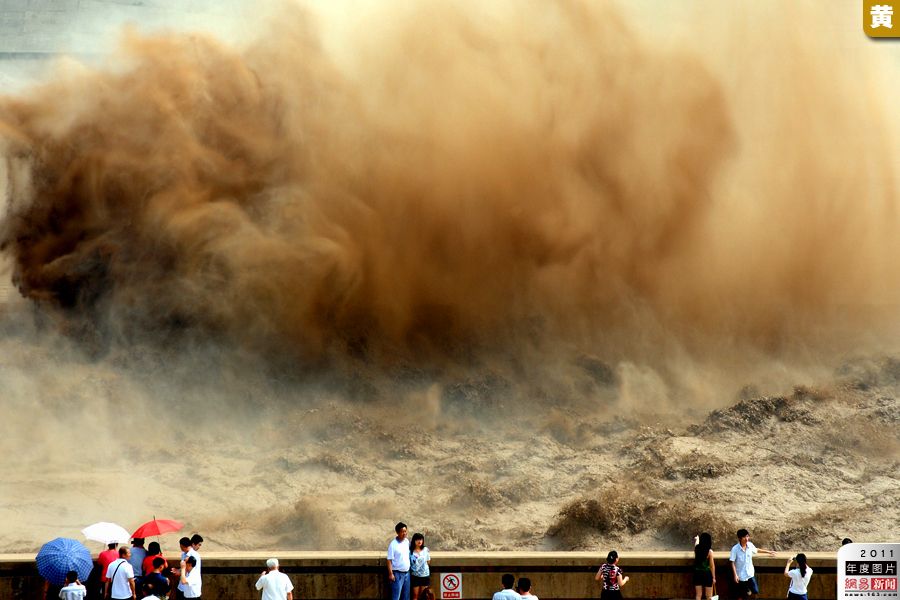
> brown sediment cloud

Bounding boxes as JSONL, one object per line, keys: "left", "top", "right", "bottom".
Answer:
{"left": 0, "top": 0, "right": 897, "bottom": 376}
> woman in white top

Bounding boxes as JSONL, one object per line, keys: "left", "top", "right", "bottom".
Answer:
{"left": 784, "top": 553, "right": 813, "bottom": 600}
{"left": 410, "top": 533, "right": 431, "bottom": 600}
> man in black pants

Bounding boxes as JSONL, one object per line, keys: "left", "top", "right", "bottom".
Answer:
{"left": 105, "top": 546, "right": 136, "bottom": 600}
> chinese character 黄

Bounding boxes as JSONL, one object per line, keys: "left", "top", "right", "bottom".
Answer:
{"left": 871, "top": 4, "right": 894, "bottom": 28}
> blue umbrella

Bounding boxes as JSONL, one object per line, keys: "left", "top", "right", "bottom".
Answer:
{"left": 35, "top": 537, "right": 93, "bottom": 586}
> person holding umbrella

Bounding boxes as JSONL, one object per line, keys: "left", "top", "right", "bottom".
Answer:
{"left": 98, "top": 543, "right": 119, "bottom": 595}
{"left": 128, "top": 539, "right": 147, "bottom": 579}
{"left": 127, "top": 538, "right": 146, "bottom": 596}
{"left": 35, "top": 538, "right": 92, "bottom": 600}
{"left": 82, "top": 522, "right": 131, "bottom": 599}
{"left": 130, "top": 517, "right": 183, "bottom": 591}
{"left": 141, "top": 542, "right": 167, "bottom": 577}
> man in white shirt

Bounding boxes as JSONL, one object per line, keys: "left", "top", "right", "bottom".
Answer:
{"left": 178, "top": 556, "right": 202, "bottom": 599}
{"left": 255, "top": 558, "right": 294, "bottom": 600}
{"left": 730, "top": 528, "right": 775, "bottom": 600}
{"left": 181, "top": 536, "right": 202, "bottom": 575}
{"left": 493, "top": 574, "right": 521, "bottom": 600}
{"left": 517, "top": 577, "right": 538, "bottom": 600}
{"left": 177, "top": 536, "right": 202, "bottom": 599}
{"left": 190, "top": 533, "right": 204, "bottom": 577}
{"left": 105, "top": 546, "right": 136, "bottom": 600}
{"left": 58, "top": 570, "right": 87, "bottom": 600}
{"left": 386, "top": 522, "right": 411, "bottom": 600}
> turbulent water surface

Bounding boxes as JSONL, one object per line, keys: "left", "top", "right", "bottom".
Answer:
{"left": 0, "top": 0, "right": 898, "bottom": 553}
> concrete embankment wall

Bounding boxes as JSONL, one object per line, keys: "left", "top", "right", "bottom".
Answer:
{"left": 0, "top": 551, "right": 836, "bottom": 600}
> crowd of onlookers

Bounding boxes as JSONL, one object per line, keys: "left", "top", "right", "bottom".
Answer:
{"left": 53, "top": 522, "right": 829, "bottom": 600}
{"left": 54, "top": 532, "right": 293, "bottom": 600}
{"left": 387, "top": 523, "right": 818, "bottom": 600}
{"left": 56, "top": 533, "right": 206, "bottom": 599}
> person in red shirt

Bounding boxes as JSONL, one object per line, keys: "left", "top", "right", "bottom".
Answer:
{"left": 96, "top": 543, "right": 119, "bottom": 597}
{"left": 142, "top": 541, "right": 168, "bottom": 576}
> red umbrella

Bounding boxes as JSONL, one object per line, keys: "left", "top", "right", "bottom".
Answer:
{"left": 132, "top": 518, "right": 183, "bottom": 539}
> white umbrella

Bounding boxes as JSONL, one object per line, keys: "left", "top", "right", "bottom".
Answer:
{"left": 81, "top": 522, "right": 131, "bottom": 545}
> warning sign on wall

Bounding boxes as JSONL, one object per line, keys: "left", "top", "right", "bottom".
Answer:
{"left": 440, "top": 572, "right": 462, "bottom": 600}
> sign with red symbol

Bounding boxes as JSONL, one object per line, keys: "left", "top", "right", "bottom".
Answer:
{"left": 441, "top": 573, "right": 462, "bottom": 600}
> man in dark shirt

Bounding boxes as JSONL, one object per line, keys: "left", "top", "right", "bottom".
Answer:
{"left": 142, "top": 557, "right": 171, "bottom": 599}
